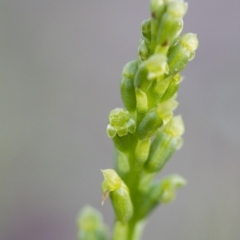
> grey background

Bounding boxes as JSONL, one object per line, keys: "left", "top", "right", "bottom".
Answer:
{"left": 1, "top": 0, "right": 240, "bottom": 239}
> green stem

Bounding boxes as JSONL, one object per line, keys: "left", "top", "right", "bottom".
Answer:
{"left": 127, "top": 219, "right": 146, "bottom": 240}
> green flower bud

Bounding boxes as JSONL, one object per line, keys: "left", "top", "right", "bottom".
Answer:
{"left": 110, "top": 184, "right": 133, "bottom": 223}
{"left": 101, "top": 170, "right": 133, "bottom": 221}
{"left": 138, "top": 40, "right": 149, "bottom": 62}
{"left": 150, "top": 0, "right": 165, "bottom": 20}
{"left": 144, "top": 131, "right": 180, "bottom": 173}
{"left": 150, "top": 0, "right": 166, "bottom": 53}
{"left": 122, "top": 60, "right": 138, "bottom": 79}
{"left": 107, "top": 108, "right": 136, "bottom": 138}
{"left": 135, "top": 138, "right": 151, "bottom": 171}
{"left": 161, "top": 73, "right": 181, "bottom": 101}
{"left": 101, "top": 170, "right": 133, "bottom": 223}
{"left": 77, "top": 206, "right": 108, "bottom": 240}
{"left": 134, "top": 63, "right": 149, "bottom": 91}
{"left": 141, "top": 18, "right": 151, "bottom": 40}
{"left": 120, "top": 76, "right": 136, "bottom": 113}
{"left": 161, "top": 174, "right": 186, "bottom": 203}
{"left": 146, "top": 54, "right": 169, "bottom": 80}
{"left": 168, "top": 33, "right": 199, "bottom": 75}
{"left": 137, "top": 109, "right": 163, "bottom": 140}
{"left": 156, "top": 12, "right": 184, "bottom": 49}
{"left": 136, "top": 88, "right": 148, "bottom": 114}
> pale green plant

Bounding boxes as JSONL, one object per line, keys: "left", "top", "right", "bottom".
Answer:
{"left": 77, "top": 0, "right": 198, "bottom": 239}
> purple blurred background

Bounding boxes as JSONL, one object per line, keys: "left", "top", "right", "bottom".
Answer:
{"left": 1, "top": 0, "right": 240, "bottom": 239}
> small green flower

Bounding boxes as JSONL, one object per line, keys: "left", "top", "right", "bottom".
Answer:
{"left": 101, "top": 169, "right": 133, "bottom": 223}
{"left": 107, "top": 108, "right": 136, "bottom": 138}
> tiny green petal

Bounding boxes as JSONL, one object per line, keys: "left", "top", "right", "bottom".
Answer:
{"left": 167, "top": 1, "right": 188, "bottom": 18}
{"left": 101, "top": 169, "right": 122, "bottom": 193}
{"left": 127, "top": 118, "right": 136, "bottom": 134}
{"left": 180, "top": 33, "right": 199, "bottom": 52}
{"left": 146, "top": 54, "right": 169, "bottom": 80}
{"left": 164, "top": 115, "right": 184, "bottom": 137}
{"left": 107, "top": 124, "right": 116, "bottom": 138}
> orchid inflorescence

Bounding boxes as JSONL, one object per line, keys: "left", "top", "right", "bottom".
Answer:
{"left": 78, "top": 0, "right": 198, "bottom": 239}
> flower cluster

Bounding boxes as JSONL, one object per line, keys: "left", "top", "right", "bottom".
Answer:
{"left": 78, "top": 0, "right": 198, "bottom": 239}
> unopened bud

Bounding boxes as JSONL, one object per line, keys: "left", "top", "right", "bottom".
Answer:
{"left": 168, "top": 33, "right": 199, "bottom": 75}
{"left": 156, "top": 13, "right": 184, "bottom": 49}
{"left": 138, "top": 40, "right": 149, "bottom": 62}
{"left": 150, "top": 0, "right": 165, "bottom": 20}
{"left": 101, "top": 170, "right": 133, "bottom": 223}
{"left": 121, "top": 76, "right": 136, "bottom": 113}
{"left": 122, "top": 60, "right": 138, "bottom": 79}
{"left": 138, "top": 109, "right": 163, "bottom": 140}
{"left": 161, "top": 74, "right": 181, "bottom": 101}
{"left": 141, "top": 18, "right": 151, "bottom": 39}
{"left": 145, "top": 131, "right": 181, "bottom": 173}
{"left": 110, "top": 184, "right": 133, "bottom": 223}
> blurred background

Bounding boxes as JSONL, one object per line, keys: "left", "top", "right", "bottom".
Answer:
{"left": 1, "top": 0, "right": 240, "bottom": 239}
